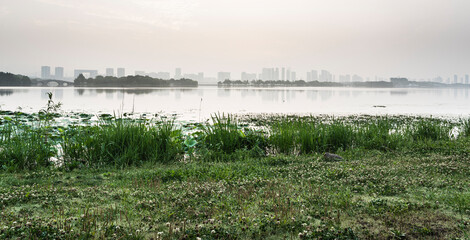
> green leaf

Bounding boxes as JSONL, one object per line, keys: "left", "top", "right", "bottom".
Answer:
{"left": 184, "top": 137, "right": 197, "bottom": 148}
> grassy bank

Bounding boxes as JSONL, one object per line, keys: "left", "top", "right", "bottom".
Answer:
{"left": 0, "top": 113, "right": 469, "bottom": 239}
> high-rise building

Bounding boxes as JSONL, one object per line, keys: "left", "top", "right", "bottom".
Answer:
{"left": 175, "top": 68, "right": 182, "bottom": 79}
{"left": 339, "top": 74, "right": 351, "bottom": 82}
{"left": 117, "top": 68, "right": 125, "bottom": 77}
{"left": 311, "top": 70, "right": 318, "bottom": 81}
{"left": 307, "top": 72, "right": 312, "bottom": 81}
{"left": 261, "top": 67, "right": 281, "bottom": 81}
{"left": 198, "top": 72, "right": 204, "bottom": 82}
{"left": 352, "top": 74, "right": 363, "bottom": 82}
{"left": 261, "top": 68, "right": 272, "bottom": 80}
{"left": 454, "top": 74, "right": 458, "bottom": 84}
{"left": 41, "top": 66, "right": 51, "bottom": 79}
{"left": 320, "top": 70, "right": 333, "bottom": 82}
{"left": 281, "top": 68, "right": 285, "bottom": 81}
{"left": 291, "top": 72, "right": 296, "bottom": 81}
{"left": 241, "top": 72, "right": 257, "bottom": 81}
{"left": 217, "top": 72, "right": 231, "bottom": 82}
{"left": 106, "top": 68, "right": 114, "bottom": 77}
{"left": 286, "top": 69, "right": 291, "bottom": 81}
{"left": 54, "top": 67, "right": 64, "bottom": 80}
{"left": 465, "top": 74, "right": 469, "bottom": 84}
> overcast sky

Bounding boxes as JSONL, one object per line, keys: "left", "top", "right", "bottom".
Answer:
{"left": 1, "top": 0, "right": 470, "bottom": 79}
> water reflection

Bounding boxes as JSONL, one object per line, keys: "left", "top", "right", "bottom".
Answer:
{"left": 1, "top": 87, "right": 470, "bottom": 119}
{"left": 74, "top": 88, "right": 199, "bottom": 96}
{"left": 40, "top": 89, "right": 63, "bottom": 99}
{"left": 390, "top": 90, "right": 408, "bottom": 95}
{"left": 0, "top": 89, "right": 13, "bottom": 96}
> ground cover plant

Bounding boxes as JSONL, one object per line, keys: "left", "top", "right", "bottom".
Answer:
{"left": 0, "top": 110, "right": 469, "bottom": 239}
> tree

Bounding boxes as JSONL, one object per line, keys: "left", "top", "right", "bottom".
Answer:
{"left": 74, "top": 74, "right": 86, "bottom": 85}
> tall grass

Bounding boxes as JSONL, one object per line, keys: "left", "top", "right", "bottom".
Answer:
{"left": 61, "top": 119, "right": 183, "bottom": 167}
{"left": 201, "top": 114, "right": 266, "bottom": 154}
{"left": 411, "top": 119, "right": 452, "bottom": 141}
{"left": 0, "top": 121, "right": 55, "bottom": 171}
{"left": 268, "top": 116, "right": 457, "bottom": 155}
{"left": 460, "top": 118, "right": 470, "bottom": 137}
{"left": 1, "top": 113, "right": 469, "bottom": 171}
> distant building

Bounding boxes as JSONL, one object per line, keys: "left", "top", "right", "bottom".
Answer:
{"left": 159, "top": 72, "right": 171, "bottom": 79}
{"left": 291, "top": 71, "right": 296, "bottom": 81}
{"left": 74, "top": 69, "right": 98, "bottom": 79}
{"left": 183, "top": 72, "right": 204, "bottom": 82}
{"left": 352, "top": 74, "right": 363, "bottom": 82}
{"left": 41, "top": 66, "right": 51, "bottom": 79}
{"left": 135, "top": 71, "right": 146, "bottom": 76}
{"left": 286, "top": 69, "right": 291, "bottom": 81}
{"left": 198, "top": 72, "right": 204, "bottom": 82}
{"left": 307, "top": 70, "right": 319, "bottom": 81}
{"left": 54, "top": 67, "right": 64, "bottom": 80}
{"left": 149, "top": 72, "right": 171, "bottom": 79}
{"left": 432, "top": 76, "right": 443, "bottom": 83}
{"left": 175, "top": 68, "right": 182, "bottom": 79}
{"left": 106, "top": 68, "right": 114, "bottom": 77}
{"left": 217, "top": 72, "right": 231, "bottom": 82}
{"left": 306, "top": 72, "right": 312, "bottom": 81}
{"left": 339, "top": 74, "right": 351, "bottom": 82}
{"left": 261, "top": 68, "right": 274, "bottom": 80}
{"left": 312, "top": 70, "right": 318, "bottom": 81}
{"left": 320, "top": 70, "right": 332, "bottom": 82}
{"left": 454, "top": 74, "right": 458, "bottom": 84}
{"left": 281, "top": 68, "right": 285, "bottom": 81}
{"left": 117, "top": 68, "right": 125, "bottom": 77}
{"left": 466, "top": 74, "right": 469, "bottom": 84}
{"left": 241, "top": 72, "right": 257, "bottom": 81}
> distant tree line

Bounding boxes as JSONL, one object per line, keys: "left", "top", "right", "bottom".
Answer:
{"left": 0, "top": 72, "right": 31, "bottom": 86}
{"left": 74, "top": 74, "right": 198, "bottom": 87}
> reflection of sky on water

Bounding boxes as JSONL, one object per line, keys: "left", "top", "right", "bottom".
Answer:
{"left": 0, "top": 87, "right": 470, "bottom": 120}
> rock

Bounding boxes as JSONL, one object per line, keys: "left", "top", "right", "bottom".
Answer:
{"left": 323, "top": 152, "right": 344, "bottom": 161}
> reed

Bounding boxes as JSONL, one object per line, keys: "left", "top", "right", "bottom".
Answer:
{"left": 61, "top": 119, "right": 183, "bottom": 168}
{"left": 0, "top": 120, "right": 55, "bottom": 171}
{"left": 201, "top": 113, "right": 265, "bottom": 154}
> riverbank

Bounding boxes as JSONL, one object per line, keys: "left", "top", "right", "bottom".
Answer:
{"left": 0, "top": 113, "right": 469, "bottom": 239}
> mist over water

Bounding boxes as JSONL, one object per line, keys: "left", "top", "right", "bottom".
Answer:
{"left": 1, "top": 86, "right": 469, "bottom": 121}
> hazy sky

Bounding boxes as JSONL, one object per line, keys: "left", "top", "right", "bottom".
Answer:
{"left": 1, "top": 0, "right": 470, "bottom": 79}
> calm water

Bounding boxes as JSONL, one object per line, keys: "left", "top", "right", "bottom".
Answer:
{"left": 1, "top": 86, "right": 469, "bottom": 121}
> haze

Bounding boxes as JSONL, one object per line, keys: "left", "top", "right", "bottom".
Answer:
{"left": 1, "top": 0, "right": 470, "bottom": 79}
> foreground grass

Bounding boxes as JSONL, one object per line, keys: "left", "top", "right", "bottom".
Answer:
{"left": 1, "top": 150, "right": 469, "bottom": 239}
{"left": 1, "top": 112, "right": 470, "bottom": 239}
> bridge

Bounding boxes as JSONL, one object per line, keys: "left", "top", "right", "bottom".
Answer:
{"left": 36, "top": 80, "right": 74, "bottom": 87}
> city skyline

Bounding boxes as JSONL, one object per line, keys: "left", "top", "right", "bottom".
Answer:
{"left": 37, "top": 65, "right": 469, "bottom": 84}
{"left": 1, "top": 0, "right": 470, "bottom": 79}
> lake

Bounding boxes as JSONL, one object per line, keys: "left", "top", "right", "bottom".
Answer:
{"left": 0, "top": 86, "right": 469, "bottom": 121}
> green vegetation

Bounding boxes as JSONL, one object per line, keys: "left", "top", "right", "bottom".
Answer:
{"left": 0, "top": 72, "right": 31, "bottom": 86}
{"left": 0, "top": 111, "right": 469, "bottom": 239}
{"left": 74, "top": 74, "right": 198, "bottom": 87}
